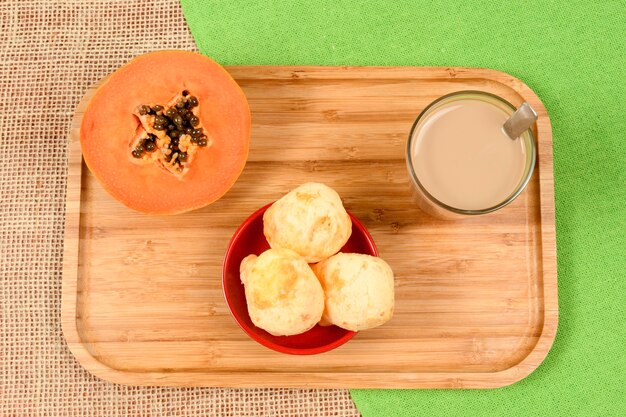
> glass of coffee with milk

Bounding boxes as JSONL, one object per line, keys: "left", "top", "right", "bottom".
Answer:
{"left": 406, "top": 91, "right": 536, "bottom": 219}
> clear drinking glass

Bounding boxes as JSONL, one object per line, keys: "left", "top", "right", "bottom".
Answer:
{"left": 406, "top": 91, "right": 536, "bottom": 219}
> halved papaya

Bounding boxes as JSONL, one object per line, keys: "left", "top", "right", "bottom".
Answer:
{"left": 80, "top": 51, "right": 251, "bottom": 214}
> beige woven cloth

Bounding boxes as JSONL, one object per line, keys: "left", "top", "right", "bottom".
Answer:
{"left": 0, "top": 1, "right": 360, "bottom": 415}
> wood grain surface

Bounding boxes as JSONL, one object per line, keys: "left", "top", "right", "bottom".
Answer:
{"left": 62, "top": 66, "right": 557, "bottom": 388}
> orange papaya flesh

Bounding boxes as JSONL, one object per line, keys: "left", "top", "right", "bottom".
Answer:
{"left": 80, "top": 51, "right": 251, "bottom": 215}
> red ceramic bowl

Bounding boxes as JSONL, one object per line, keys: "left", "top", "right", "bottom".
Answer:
{"left": 222, "top": 202, "right": 378, "bottom": 355}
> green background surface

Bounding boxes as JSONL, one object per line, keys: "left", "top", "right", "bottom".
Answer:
{"left": 179, "top": 1, "right": 626, "bottom": 416}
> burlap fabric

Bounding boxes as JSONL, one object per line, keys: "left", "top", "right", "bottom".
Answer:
{"left": 0, "top": 1, "right": 360, "bottom": 415}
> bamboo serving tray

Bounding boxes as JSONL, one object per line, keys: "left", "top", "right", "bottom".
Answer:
{"left": 62, "top": 66, "right": 557, "bottom": 388}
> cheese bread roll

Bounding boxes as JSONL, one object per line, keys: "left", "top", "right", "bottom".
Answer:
{"left": 263, "top": 182, "right": 351, "bottom": 263}
{"left": 240, "top": 248, "right": 324, "bottom": 336}
{"left": 312, "top": 253, "right": 394, "bottom": 331}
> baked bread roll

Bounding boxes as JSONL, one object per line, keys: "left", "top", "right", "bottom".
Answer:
{"left": 263, "top": 182, "right": 351, "bottom": 263}
{"left": 240, "top": 248, "right": 324, "bottom": 336}
{"left": 312, "top": 253, "right": 394, "bottom": 331}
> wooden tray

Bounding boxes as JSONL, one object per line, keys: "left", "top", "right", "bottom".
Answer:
{"left": 62, "top": 66, "right": 557, "bottom": 388}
